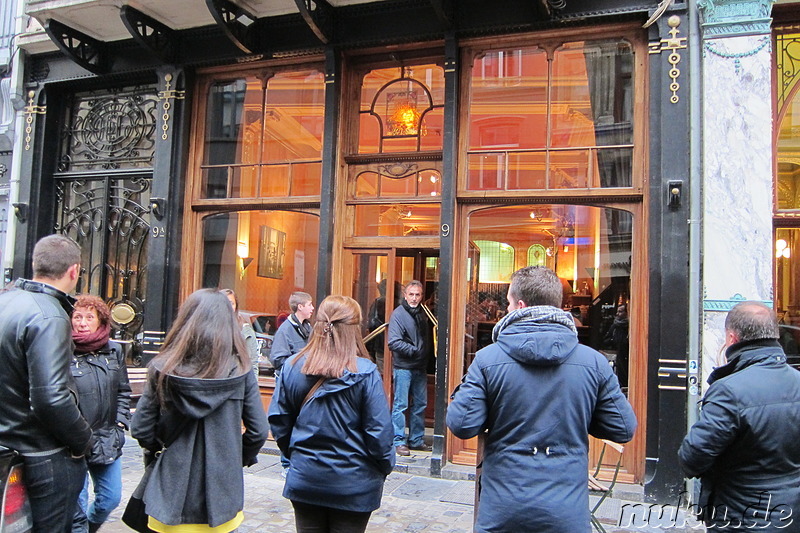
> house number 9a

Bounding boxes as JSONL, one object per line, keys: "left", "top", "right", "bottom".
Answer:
{"left": 151, "top": 226, "right": 166, "bottom": 238}
{"left": 441, "top": 224, "right": 450, "bottom": 237}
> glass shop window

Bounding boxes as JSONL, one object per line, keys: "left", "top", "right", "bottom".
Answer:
{"left": 466, "top": 40, "right": 634, "bottom": 191}
{"left": 200, "top": 70, "right": 325, "bottom": 199}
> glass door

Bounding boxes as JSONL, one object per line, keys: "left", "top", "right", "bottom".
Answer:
{"left": 347, "top": 248, "right": 439, "bottom": 421}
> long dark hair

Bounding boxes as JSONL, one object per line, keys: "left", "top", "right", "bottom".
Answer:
{"left": 299, "top": 295, "right": 370, "bottom": 378}
{"left": 153, "top": 289, "right": 250, "bottom": 403}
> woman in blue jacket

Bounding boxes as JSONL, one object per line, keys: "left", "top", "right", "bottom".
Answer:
{"left": 269, "top": 295, "right": 395, "bottom": 533}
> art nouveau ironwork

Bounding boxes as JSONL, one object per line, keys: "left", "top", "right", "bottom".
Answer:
{"left": 58, "top": 86, "right": 158, "bottom": 172}
{"left": 55, "top": 175, "right": 152, "bottom": 364}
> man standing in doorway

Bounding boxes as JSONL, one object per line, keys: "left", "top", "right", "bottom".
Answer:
{"left": 447, "top": 266, "right": 636, "bottom": 532}
{"left": 0, "top": 234, "right": 93, "bottom": 532}
{"left": 270, "top": 291, "right": 314, "bottom": 376}
{"left": 679, "top": 301, "right": 800, "bottom": 530}
{"left": 389, "top": 280, "right": 433, "bottom": 456}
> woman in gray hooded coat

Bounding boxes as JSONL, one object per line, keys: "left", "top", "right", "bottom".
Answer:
{"left": 132, "top": 289, "right": 269, "bottom": 532}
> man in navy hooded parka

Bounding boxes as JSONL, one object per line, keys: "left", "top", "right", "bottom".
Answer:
{"left": 447, "top": 266, "right": 636, "bottom": 532}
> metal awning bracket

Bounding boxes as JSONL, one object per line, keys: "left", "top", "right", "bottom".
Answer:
{"left": 43, "top": 19, "right": 111, "bottom": 74}
{"left": 295, "top": 0, "right": 335, "bottom": 44}
{"left": 120, "top": 5, "right": 179, "bottom": 64}
{"left": 206, "top": 0, "right": 259, "bottom": 54}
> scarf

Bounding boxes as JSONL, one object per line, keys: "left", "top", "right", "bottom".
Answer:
{"left": 403, "top": 301, "right": 431, "bottom": 343}
{"left": 73, "top": 322, "right": 111, "bottom": 354}
{"left": 492, "top": 305, "right": 577, "bottom": 343}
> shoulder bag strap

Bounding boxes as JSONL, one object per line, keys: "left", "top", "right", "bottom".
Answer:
{"left": 301, "top": 377, "right": 325, "bottom": 409}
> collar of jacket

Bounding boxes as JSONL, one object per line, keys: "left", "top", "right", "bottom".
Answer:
{"left": 14, "top": 278, "right": 76, "bottom": 313}
{"left": 492, "top": 305, "right": 577, "bottom": 343}
{"left": 709, "top": 338, "right": 785, "bottom": 385}
{"left": 288, "top": 313, "right": 310, "bottom": 339}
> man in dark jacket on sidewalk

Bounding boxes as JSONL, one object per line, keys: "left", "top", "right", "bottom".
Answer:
{"left": 679, "top": 301, "right": 800, "bottom": 531}
{"left": 270, "top": 291, "right": 314, "bottom": 375}
{"left": 389, "top": 280, "right": 433, "bottom": 456}
{"left": 447, "top": 266, "right": 636, "bottom": 533}
{"left": 0, "top": 234, "right": 93, "bottom": 532}
{"left": 269, "top": 291, "right": 314, "bottom": 474}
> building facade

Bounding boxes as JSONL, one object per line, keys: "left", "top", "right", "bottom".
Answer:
{"left": 8, "top": 0, "right": 788, "bottom": 503}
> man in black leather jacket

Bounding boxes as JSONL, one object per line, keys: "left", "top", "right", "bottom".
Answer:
{"left": 0, "top": 235, "right": 93, "bottom": 532}
{"left": 679, "top": 301, "right": 800, "bottom": 531}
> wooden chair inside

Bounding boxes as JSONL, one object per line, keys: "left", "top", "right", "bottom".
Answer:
{"left": 588, "top": 440, "right": 624, "bottom": 533}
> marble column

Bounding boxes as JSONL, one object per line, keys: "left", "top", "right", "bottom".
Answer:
{"left": 699, "top": 0, "right": 774, "bottom": 388}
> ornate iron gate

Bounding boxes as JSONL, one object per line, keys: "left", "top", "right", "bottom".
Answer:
{"left": 53, "top": 85, "right": 158, "bottom": 365}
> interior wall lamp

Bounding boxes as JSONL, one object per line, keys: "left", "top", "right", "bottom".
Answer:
{"left": 237, "top": 241, "right": 253, "bottom": 278}
{"left": 776, "top": 239, "right": 791, "bottom": 259}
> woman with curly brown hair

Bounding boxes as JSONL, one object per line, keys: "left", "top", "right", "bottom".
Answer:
{"left": 70, "top": 294, "right": 131, "bottom": 533}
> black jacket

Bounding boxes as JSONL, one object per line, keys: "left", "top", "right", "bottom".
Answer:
{"left": 71, "top": 341, "right": 131, "bottom": 465}
{"left": 387, "top": 304, "right": 430, "bottom": 370}
{"left": 131, "top": 363, "right": 269, "bottom": 527}
{"left": 679, "top": 339, "right": 800, "bottom": 531}
{"left": 0, "top": 279, "right": 92, "bottom": 456}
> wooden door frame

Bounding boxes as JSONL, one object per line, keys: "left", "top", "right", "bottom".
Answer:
{"left": 446, "top": 201, "right": 648, "bottom": 481}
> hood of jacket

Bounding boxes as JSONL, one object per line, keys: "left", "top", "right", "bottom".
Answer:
{"left": 294, "top": 355, "right": 376, "bottom": 400}
{"left": 158, "top": 368, "right": 250, "bottom": 419}
{"left": 491, "top": 305, "right": 579, "bottom": 366}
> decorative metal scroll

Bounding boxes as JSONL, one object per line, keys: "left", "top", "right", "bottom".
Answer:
{"left": 58, "top": 86, "right": 158, "bottom": 172}
{"left": 55, "top": 175, "right": 152, "bottom": 365}
{"left": 777, "top": 32, "right": 800, "bottom": 112}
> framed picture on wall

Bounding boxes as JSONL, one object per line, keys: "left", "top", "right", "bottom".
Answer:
{"left": 257, "top": 225, "right": 286, "bottom": 279}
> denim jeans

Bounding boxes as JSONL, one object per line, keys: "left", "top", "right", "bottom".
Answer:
{"left": 72, "top": 457, "right": 122, "bottom": 532}
{"left": 391, "top": 368, "right": 427, "bottom": 447}
{"left": 22, "top": 448, "right": 88, "bottom": 533}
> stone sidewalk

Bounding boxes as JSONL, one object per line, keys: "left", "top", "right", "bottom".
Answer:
{"left": 100, "top": 437, "right": 704, "bottom": 532}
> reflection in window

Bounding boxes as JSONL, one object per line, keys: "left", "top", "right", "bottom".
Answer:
{"left": 201, "top": 210, "right": 319, "bottom": 319}
{"left": 355, "top": 169, "right": 441, "bottom": 198}
{"left": 201, "top": 70, "right": 325, "bottom": 199}
{"left": 353, "top": 204, "right": 440, "bottom": 237}
{"left": 467, "top": 40, "right": 634, "bottom": 191}
{"left": 777, "top": 87, "right": 800, "bottom": 209}
{"left": 775, "top": 229, "right": 800, "bottom": 368}
{"left": 466, "top": 204, "right": 633, "bottom": 389}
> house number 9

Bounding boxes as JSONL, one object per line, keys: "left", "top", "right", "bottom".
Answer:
{"left": 151, "top": 226, "right": 166, "bottom": 238}
{"left": 441, "top": 224, "right": 450, "bottom": 237}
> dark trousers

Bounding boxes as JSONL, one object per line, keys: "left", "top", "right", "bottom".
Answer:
{"left": 23, "top": 449, "right": 88, "bottom": 533}
{"left": 292, "top": 501, "right": 372, "bottom": 533}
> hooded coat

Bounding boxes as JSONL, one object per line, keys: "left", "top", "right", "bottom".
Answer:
{"left": 268, "top": 354, "right": 395, "bottom": 513}
{"left": 446, "top": 306, "right": 637, "bottom": 533}
{"left": 678, "top": 339, "right": 800, "bottom": 531}
{"left": 131, "top": 364, "right": 269, "bottom": 528}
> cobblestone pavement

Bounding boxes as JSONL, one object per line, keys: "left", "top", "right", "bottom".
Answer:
{"left": 99, "top": 437, "right": 704, "bottom": 532}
